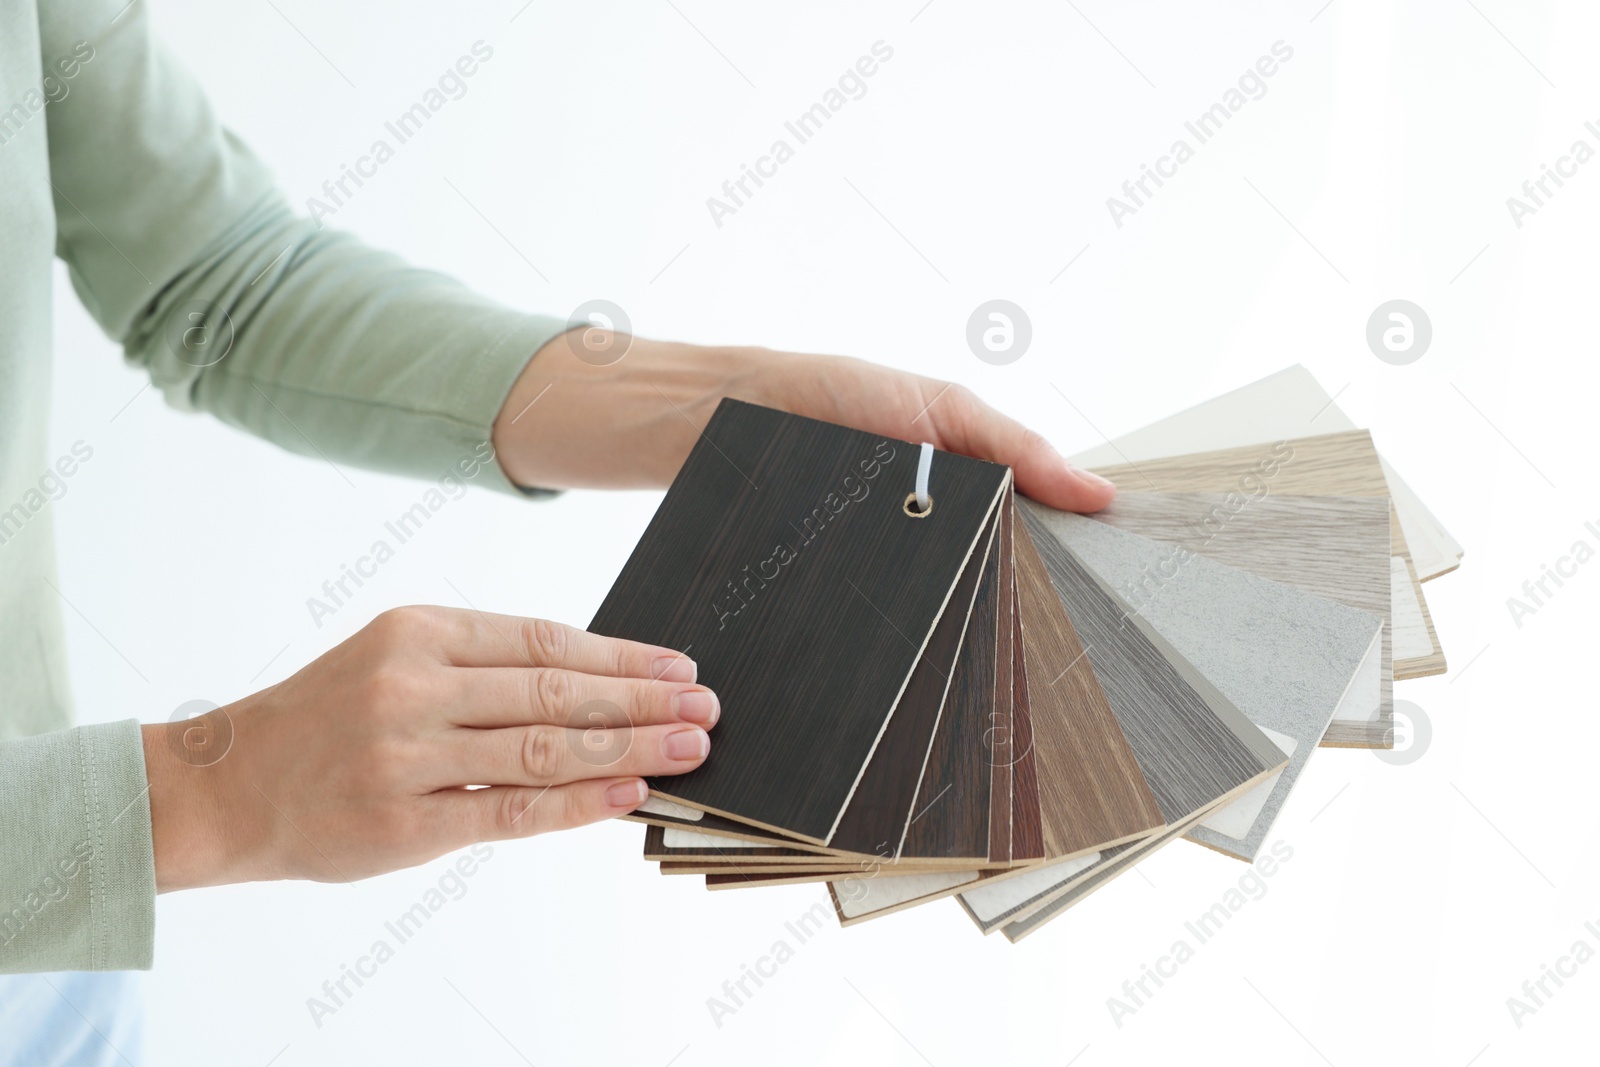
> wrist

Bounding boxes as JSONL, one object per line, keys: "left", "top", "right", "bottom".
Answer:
{"left": 141, "top": 713, "right": 250, "bottom": 892}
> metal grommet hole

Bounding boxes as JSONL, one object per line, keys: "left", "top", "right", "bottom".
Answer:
{"left": 903, "top": 492, "right": 934, "bottom": 518}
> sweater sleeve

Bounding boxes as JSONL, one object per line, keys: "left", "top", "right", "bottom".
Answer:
{"left": 39, "top": 0, "right": 570, "bottom": 492}
{"left": 0, "top": 721, "right": 156, "bottom": 973}
{"left": 14, "top": 1, "right": 570, "bottom": 974}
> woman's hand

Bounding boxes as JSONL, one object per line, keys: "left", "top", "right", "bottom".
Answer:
{"left": 141, "top": 607, "right": 714, "bottom": 892}
{"left": 491, "top": 335, "right": 1116, "bottom": 512}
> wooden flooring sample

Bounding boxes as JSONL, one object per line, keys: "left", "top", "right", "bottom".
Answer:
{"left": 895, "top": 507, "right": 1004, "bottom": 862}
{"left": 589, "top": 400, "right": 1009, "bottom": 844}
{"left": 995, "top": 804, "right": 1221, "bottom": 942}
{"left": 1026, "top": 505, "right": 1382, "bottom": 860}
{"left": 643, "top": 824, "right": 834, "bottom": 864}
{"left": 946, "top": 507, "right": 1289, "bottom": 934}
{"left": 1067, "top": 363, "right": 1461, "bottom": 581}
{"left": 1010, "top": 509, "right": 1163, "bottom": 860}
{"left": 1007, "top": 578, "right": 1045, "bottom": 862}
{"left": 828, "top": 504, "right": 999, "bottom": 858}
{"left": 706, "top": 870, "right": 860, "bottom": 891}
{"left": 985, "top": 500, "right": 1017, "bottom": 864}
{"left": 1019, "top": 503, "right": 1286, "bottom": 827}
{"left": 1089, "top": 490, "right": 1395, "bottom": 748}
{"left": 1084, "top": 429, "right": 1446, "bottom": 680}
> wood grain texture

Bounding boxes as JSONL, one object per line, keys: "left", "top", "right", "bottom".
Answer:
{"left": 1084, "top": 429, "right": 1447, "bottom": 680}
{"left": 895, "top": 506, "right": 1002, "bottom": 862}
{"left": 1018, "top": 503, "right": 1286, "bottom": 825}
{"left": 997, "top": 800, "right": 1225, "bottom": 942}
{"left": 1066, "top": 363, "right": 1463, "bottom": 581}
{"left": 590, "top": 399, "right": 1009, "bottom": 844}
{"left": 706, "top": 870, "right": 861, "bottom": 890}
{"left": 1007, "top": 576, "right": 1045, "bottom": 862}
{"left": 643, "top": 824, "right": 834, "bottom": 864}
{"left": 985, "top": 498, "right": 1016, "bottom": 863}
{"left": 1011, "top": 512, "right": 1164, "bottom": 859}
{"left": 1089, "top": 490, "right": 1395, "bottom": 748}
{"left": 826, "top": 504, "right": 998, "bottom": 857}
{"left": 1034, "top": 509, "right": 1382, "bottom": 860}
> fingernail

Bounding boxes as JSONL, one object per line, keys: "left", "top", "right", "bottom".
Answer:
{"left": 605, "top": 779, "right": 647, "bottom": 807}
{"left": 672, "top": 689, "right": 720, "bottom": 726}
{"left": 664, "top": 726, "right": 710, "bottom": 761}
{"left": 652, "top": 654, "right": 697, "bottom": 684}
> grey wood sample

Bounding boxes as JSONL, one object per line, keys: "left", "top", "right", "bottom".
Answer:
{"left": 1017, "top": 503, "right": 1286, "bottom": 827}
{"left": 1089, "top": 490, "right": 1394, "bottom": 748}
{"left": 1025, "top": 506, "right": 1383, "bottom": 860}
{"left": 590, "top": 400, "right": 1010, "bottom": 844}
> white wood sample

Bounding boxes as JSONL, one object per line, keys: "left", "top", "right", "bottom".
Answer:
{"left": 662, "top": 828, "right": 779, "bottom": 849}
{"left": 957, "top": 852, "right": 1104, "bottom": 924}
{"left": 835, "top": 869, "right": 981, "bottom": 920}
{"left": 1199, "top": 727, "right": 1296, "bottom": 839}
{"left": 639, "top": 797, "right": 704, "bottom": 821}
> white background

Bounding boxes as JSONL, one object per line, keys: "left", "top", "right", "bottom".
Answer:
{"left": 44, "top": 0, "right": 1598, "bottom": 1063}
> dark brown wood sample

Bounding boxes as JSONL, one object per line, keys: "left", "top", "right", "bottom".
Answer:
{"left": 1007, "top": 577, "right": 1045, "bottom": 862}
{"left": 894, "top": 506, "right": 1003, "bottom": 862}
{"left": 1017, "top": 502, "right": 1285, "bottom": 826}
{"left": 589, "top": 399, "right": 1010, "bottom": 844}
{"left": 985, "top": 500, "right": 1017, "bottom": 864}
{"left": 1011, "top": 512, "right": 1163, "bottom": 859}
{"left": 828, "top": 503, "right": 999, "bottom": 858}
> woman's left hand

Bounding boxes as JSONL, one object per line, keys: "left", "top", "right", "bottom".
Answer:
{"left": 491, "top": 333, "right": 1116, "bottom": 513}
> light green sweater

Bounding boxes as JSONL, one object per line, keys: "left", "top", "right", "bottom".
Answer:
{"left": 1, "top": 0, "right": 567, "bottom": 972}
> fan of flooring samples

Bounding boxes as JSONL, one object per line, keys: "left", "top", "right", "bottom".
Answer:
{"left": 591, "top": 374, "right": 1460, "bottom": 943}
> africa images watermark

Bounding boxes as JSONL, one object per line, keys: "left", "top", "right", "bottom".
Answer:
{"left": 0, "top": 40, "right": 94, "bottom": 147}
{"left": 1504, "top": 518, "right": 1600, "bottom": 629}
{"left": 305, "top": 440, "right": 498, "bottom": 628}
{"left": 1117, "top": 441, "right": 1296, "bottom": 619}
{"left": 708, "top": 440, "right": 897, "bottom": 629}
{"left": 306, "top": 41, "right": 496, "bottom": 226}
{"left": 1106, "top": 839, "right": 1295, "bottom": 1028}
{"left": 1105, "top": 40, "right": 1295, "bottom": 229}
{"left": 0, "top": 840, "right": 95, "bottom": 954}
{"left": 706, "top": 40, "right": 895, "bottom": 229}
{"left": 705, "top": 899, "right": 835, "bottom": 1029}
{"left": 1504, "top": 119, "right": 1600, "bottom": 229}
{"left": 0, "top": 441, "right": 95, "bottom": 550}
{"left": 306, "top": 844, "right": 494, "bottom": 1028}
{"left": 1504, "top": 917, "right": 1600, "bottom": 1029}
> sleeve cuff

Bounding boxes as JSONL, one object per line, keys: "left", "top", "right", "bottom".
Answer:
{"left": 0, "top": 720, "right": 156, "bottom": 973}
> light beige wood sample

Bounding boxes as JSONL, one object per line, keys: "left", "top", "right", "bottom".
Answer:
{"left": 1086, "top": 429, "right": 1447, "bottom": 680}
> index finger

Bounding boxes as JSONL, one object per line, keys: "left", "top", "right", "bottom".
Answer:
{"left": 428, "top": 608, "right": 696, "bottom": 681}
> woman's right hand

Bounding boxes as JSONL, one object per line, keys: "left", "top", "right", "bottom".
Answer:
{"left": 141, "top": 606, "right": 717, "bottom": 891}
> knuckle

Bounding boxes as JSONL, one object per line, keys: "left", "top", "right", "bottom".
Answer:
{"left": 945, "top": 381, "right": 976, "bottom": 407}
{"left": 523, "top": 618, "right": 571, "bottom": 664}
{"left": 493, "top": 789, "right": 529, "bottom": 838}
{"left": 368, "top": 605, "right": 435, "bottom": 648}
{"left": 519, "top": 725, "right": 565, "bottom": 782}
{"left": 527, "top": 667, "right": 575, "bottom": 714}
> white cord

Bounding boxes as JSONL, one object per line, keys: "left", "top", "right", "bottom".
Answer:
{"left": 915, "top": 442, "right": 934, "bottom": 512}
